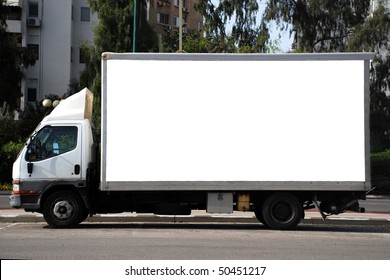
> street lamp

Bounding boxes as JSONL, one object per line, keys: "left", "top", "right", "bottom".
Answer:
{"left": 42, "top": 99, "right": 52, "bottom": 108}
{"left": 52, "top": 100, "right": 60, "bottom": 108}
{"left": 42, "top": 98, "right": 60, "bottom": 108}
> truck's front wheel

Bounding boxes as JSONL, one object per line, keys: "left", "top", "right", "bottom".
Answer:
{"left": 43, "top": 191, "right": 85, "bottom": 228}
{"left": 262, "top": 193, "right": 303, "bottom": 230}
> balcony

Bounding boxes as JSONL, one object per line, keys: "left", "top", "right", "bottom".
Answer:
{"left": 5, "top": 2, "right": 22, "bottom": 33}
{"left": 6, "top": 19, "right": 22, "bottom": 33}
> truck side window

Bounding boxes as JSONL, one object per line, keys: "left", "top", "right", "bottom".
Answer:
{"left": 25, "top": 126, "right": 78, "bottom": 161}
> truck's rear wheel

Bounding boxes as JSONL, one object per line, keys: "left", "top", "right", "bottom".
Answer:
{"left": 262, "top": 193, "right": 303, "bottom": 230}
{"left": 43, "top": 191, "right": 86, "bottom": 228}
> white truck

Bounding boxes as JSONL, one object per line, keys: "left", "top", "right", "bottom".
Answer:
{"left": 10, "top": 52, "right": 372, "bottom": 230}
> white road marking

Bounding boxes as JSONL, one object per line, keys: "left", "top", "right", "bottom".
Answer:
{"left": 0, "top": 223, "right": 20, "bottom": 230}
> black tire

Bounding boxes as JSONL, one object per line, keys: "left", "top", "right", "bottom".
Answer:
{"left": 43, "top": 191, "right": 86, "bottom": 228}
{"left": 262, "top": 193, "right": 303, "bottom": 230}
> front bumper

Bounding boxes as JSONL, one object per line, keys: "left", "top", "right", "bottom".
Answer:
{"left": 9, "top": 194, "right": 40, "bottom": 210}
{"left": 9, "top": 194, "right": 21, "bottom": 208}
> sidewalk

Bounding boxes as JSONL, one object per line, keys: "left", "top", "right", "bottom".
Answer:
{"left": 0, "top": 208, "right": 389, "bottom": 225}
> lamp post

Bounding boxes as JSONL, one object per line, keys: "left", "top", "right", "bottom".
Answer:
{"left": 179, "top": 0, "right": 183, "bottom": 52}
{"left": 133, "top": 0, "right": 138, "bottom": 52}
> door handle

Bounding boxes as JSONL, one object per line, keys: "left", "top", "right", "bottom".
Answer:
{"left": 74, "top": 164, "right": 80, "bottom": 175}
{"left": 27, "top": 162, "right": 33, "bottom": 175}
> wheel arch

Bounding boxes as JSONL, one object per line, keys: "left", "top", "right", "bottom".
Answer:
{"left": 39, "top": 183, "right": 89, "bottom": 213}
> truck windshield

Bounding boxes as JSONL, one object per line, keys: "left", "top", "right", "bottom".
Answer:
{"left": 25, "top": 126, "right": 78, "bottom": 161}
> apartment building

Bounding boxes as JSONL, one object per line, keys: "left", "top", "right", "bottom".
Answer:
{"left": 148, "top": 0, "right": 202, "bottom": 34}
{"left": 5, "top": 0, "right": 97, "bottom": 109}
{"left": 4, "top": 0, "right": 202, "bottom": 110}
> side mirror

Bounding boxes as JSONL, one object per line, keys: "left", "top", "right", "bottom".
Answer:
{"left": 27, "top": 162, "right": 33, "bottom": 175}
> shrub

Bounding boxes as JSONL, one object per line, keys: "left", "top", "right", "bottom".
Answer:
{"left": 371, "top": 149, "right": 390, "bottom": 194}
{"left": 0, "top": 183, "right": 12, "bottom": 191}
{"left": 0, "top": 140, "right": 24, "bottom": 184}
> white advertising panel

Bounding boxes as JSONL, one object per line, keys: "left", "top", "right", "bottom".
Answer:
{"left": 103, "top": 57, "right": 365, "bottom": 183}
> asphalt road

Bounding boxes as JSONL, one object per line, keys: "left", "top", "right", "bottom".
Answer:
{"left": 0, "top": 222, "right": 389, "bottom": 259}
{"left": 1, "top": 194, "right": 390, "bottom": 212}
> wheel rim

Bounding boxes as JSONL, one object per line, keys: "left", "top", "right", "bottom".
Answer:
{"left": 53, "top": 200, "right": 74, "bottom": 220}
{"left": 270, "top": 201, "right": 294, "bottom": 223}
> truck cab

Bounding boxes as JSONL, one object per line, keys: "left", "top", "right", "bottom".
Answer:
{"left": 9, "top": 88, "right": 96, "bottom": 226}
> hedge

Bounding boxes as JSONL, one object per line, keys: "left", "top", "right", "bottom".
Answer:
{"left": 371, "top": 149, "right": 390, "bottom": 194}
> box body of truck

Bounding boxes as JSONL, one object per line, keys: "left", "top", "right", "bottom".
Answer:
{"left": 10, "top": 52, "right": 373, "bottom": 229}
{"left": 101, "top": 52, "right": 370, "bottom": 191}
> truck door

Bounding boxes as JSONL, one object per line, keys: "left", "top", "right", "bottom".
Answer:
{"left": 22, "top": 125, "right": 82, "bottom": 181}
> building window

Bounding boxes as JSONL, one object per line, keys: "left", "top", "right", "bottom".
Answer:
{"left": 79, "top": 47, "right": 88, "bottom": 64}
{"left": 173, "top": 0, "right": 187, "bottom": 7}
{"left": 173, "top": 16, "right": 186, "bottom": 27}
{"left": 80, "top": 7, "right": 90, "bottom": 22}
{"left": 28, "top": 44, "right": 39, "bottom": 61}
{"left": 157, "top": 13, "right": 169, "bottom": 25}
{"left": 28, "top": 2, "right": 38, "bottom": 17}
{"left": 27, "top": 88, "right": 37, "bottom": 102}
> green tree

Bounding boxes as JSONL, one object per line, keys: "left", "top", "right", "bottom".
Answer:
{"left": 162, "top": 28, "right": 280, "bottom": 53}
{"left": 88, "top": 0, "right": 157, "bottom": 53}
{"left": 0, "top": 0, "right": 35, "bottom": 111}
{"left": 347, "top": 5, "right": 390, "bottom": 54}
{"left": 347, "top": 5, "right": 390, "bottom": 152}
{"left": 0, "top": 102, "right": 22, "bottom": 184}
{"left": 262, "top": 0, "right": 371, "bottom": 52}
{"left": 194, "top": 0, "right": 271, "bottom": 53}
{"left": 162, "top": 28, "right": 238, "bottom": 53}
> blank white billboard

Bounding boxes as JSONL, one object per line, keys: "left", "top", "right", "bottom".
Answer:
{"left": 103, "top": 57, "right": 366, "bottom": 183}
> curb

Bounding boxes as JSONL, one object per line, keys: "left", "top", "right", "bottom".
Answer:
{"left": 1, "top": 213, "right": 389, "bottom": 226}
{"left": 0, "top": 191, "right": 11, "bottom": 195}
{"left": 1, "top": 193, "right": 389, "bottom": 197}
